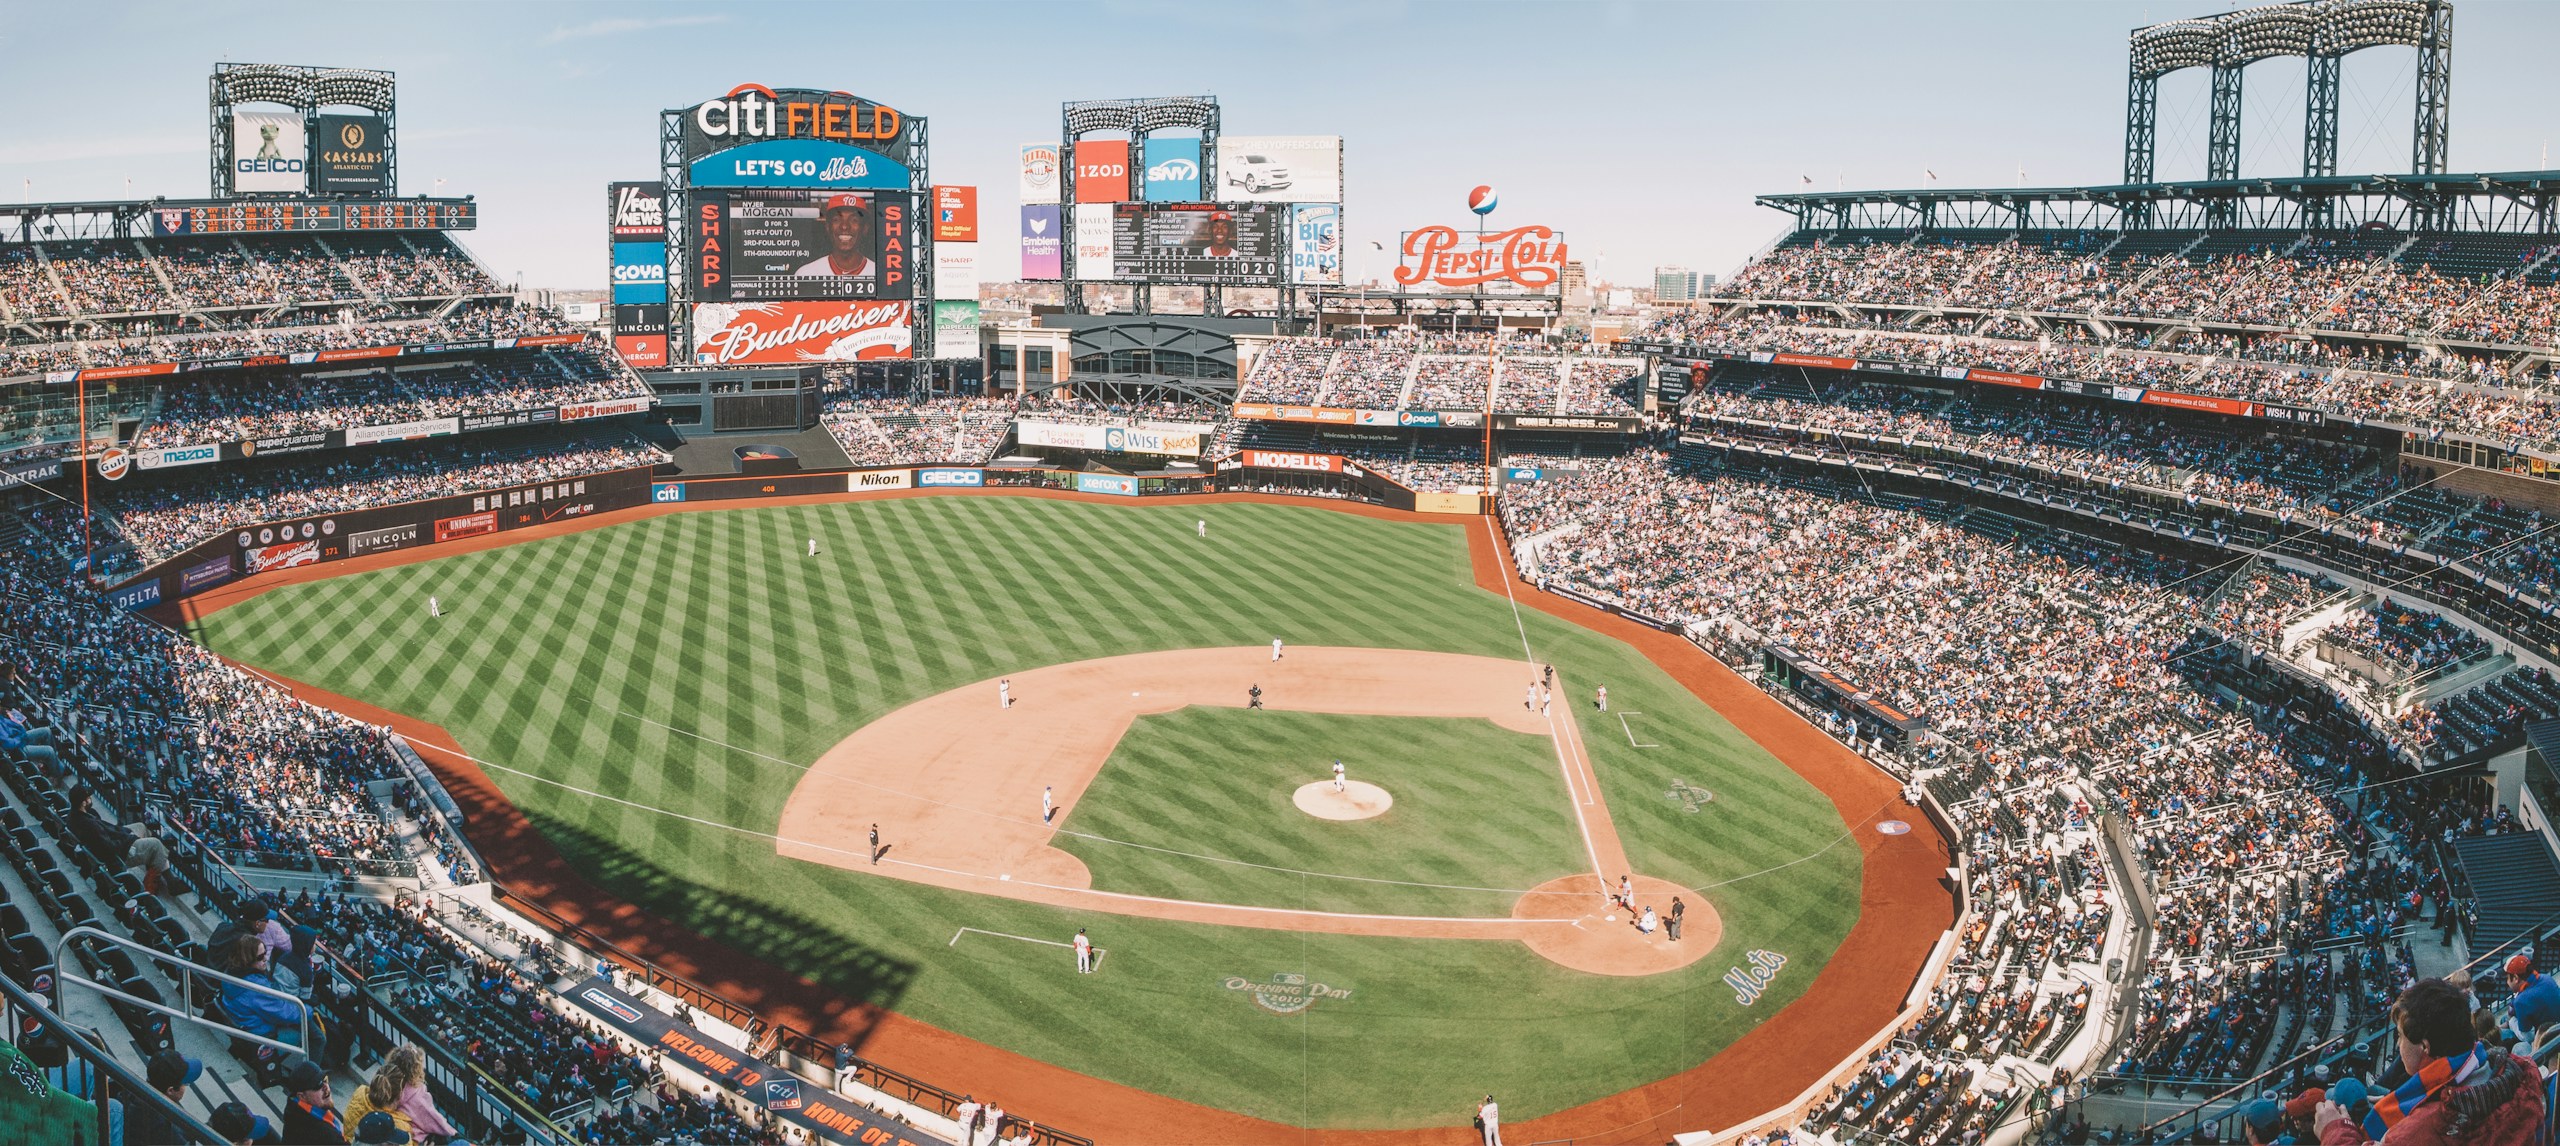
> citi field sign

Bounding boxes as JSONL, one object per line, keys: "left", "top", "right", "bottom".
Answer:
{"left": 683, "top": 84, "right": 911, "bottom": 163}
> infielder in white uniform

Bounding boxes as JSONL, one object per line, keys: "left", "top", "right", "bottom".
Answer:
{"left": 1332, "top": 760, "right": 1346, "bottom": 794}
{"left": 999, "top": 678, "right": 1011, "bottom": 709}
{"left": 1073, "top": 928, "right": 1094, "bottom": 973}
{"left": 1042, "top": 785, "right": 1054, "bottom": 824}
{"left": 1477, "top": 1095, "right": 1502, "bottom": 1146}
{"left": 1271, "top": 637, "right": 1284, "bottom": 661}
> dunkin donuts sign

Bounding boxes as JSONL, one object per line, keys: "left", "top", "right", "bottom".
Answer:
{"left": 691, "top": 301, "right": 914, "bottom": 364}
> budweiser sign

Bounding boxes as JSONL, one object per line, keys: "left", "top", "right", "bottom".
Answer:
{"left": 692, "top": 301, "right": 914, "bottom": 365}
{"left": 1392, "top": 225, "right": 1569, "bottom": 291}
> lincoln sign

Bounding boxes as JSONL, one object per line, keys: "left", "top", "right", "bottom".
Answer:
{"left": 1393, "top": 225, "right": 1569, "bottom": 292}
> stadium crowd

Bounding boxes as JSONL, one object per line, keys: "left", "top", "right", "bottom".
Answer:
{"left": 132, "top": 350, "right": 643, "bottom": 449}
{"left": 1236, "top": 334, "right": 1644, "bottom": 416}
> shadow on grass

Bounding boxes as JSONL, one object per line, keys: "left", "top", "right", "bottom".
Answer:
{"left": 519, "top": 806, "right": 919, "bottom": 1053}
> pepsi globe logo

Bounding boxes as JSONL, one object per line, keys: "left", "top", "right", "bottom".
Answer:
{"left": 1467, "top": 185, "right": 1499, "bottom": 216}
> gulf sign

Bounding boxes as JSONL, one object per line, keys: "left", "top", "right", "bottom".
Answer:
{"left": 1393, "top": 225, "right": 1569, "bottom": 292}
{"left": 686, "top": 84, "right": 907, "bottom": 161}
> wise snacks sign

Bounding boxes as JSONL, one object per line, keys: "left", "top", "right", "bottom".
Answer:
{"left": 1392, "top": 225, "right": 1569, "bottom": 292}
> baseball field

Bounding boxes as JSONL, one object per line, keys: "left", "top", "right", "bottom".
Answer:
{"left": 185, "top": 494, "right": 1918, "bottom": 1139}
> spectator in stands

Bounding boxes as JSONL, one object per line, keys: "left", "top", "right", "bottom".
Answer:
{"left": 279, "top": 1058, "right": 347, "bottom": 1145}
{"left": 127, "top": 1049, "right": 206, "bottom": 1146}
{"left": 354, "top": 1111, "right": 413, "bottom": 1145}
{"left": 209, "top": 1101, "right": 266, "bottom": 1146}
{"left": 216, "top": 933, "right": 324, "bottom": 1063}
{"left": 2317, "top": 978, "right": 2545, "bottom": 1146}
{"left": 344, "top": 1044, "right": 458, "bottom": 1145}
{"left": 2499, "top": 954, "right": 2560, "bottom": 1038}
{"left": 127, "top": 820, "right": 172, "bottom": 896}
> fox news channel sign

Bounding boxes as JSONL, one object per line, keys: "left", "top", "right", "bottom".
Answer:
{"left": 680, "top": 84, "right": 914, "bottom": 165}
{"left": 231, "top": 111, "right": 308, "bottom": 193}
{"left": 611, "top": 243, "right": 668, "bottom": 305}
{"left": 609, "top": 183, "right": 665, "bottom": 239}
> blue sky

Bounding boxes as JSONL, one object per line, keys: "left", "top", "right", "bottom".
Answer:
{"left": 4, "top": 1, "right": 2554, "bottom": 290}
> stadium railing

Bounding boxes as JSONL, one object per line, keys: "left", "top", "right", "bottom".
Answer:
{"left": 0, "top": 963, "right": 227, "bottom": 1144}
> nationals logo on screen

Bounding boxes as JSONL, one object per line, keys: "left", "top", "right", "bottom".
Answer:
{"left": 691, "top": 301, "right": 914, "bottom": 365}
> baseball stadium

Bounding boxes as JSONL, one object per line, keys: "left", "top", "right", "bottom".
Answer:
{"left": 2, "top": 3, "right": 2560, "bottom": 1146}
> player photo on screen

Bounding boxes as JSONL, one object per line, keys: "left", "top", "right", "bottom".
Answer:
{"left": 1190, "top": 210, "right": 1239, "bottom": 257}
{"left": 796, "top": 194, "right": 878, "bottom": 280}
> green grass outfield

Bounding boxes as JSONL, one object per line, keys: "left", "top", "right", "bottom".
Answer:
{"left": 1060, "top": 709, "right": 1586, "bottom": 917}
{"left": 192, "top": 497, "right": 1862, "bottom": 1130}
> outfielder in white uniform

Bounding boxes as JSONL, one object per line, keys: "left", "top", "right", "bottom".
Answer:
{"left": 1332, "top": 760, "right": 1346, "bottom": 794}
{"left": 808, "top": 538, "right": 817, "bottom": 557}
{"left": 1271, "top": 637, "right": 1284, "bottom": 661}
{"left": 1197, "top": 519, "right": 1206, "bottom": 538}
{"left": 429, "top": 595, "right": 440, "bottom": 618}
{"left": 1073, "top": 928, "right": 1094, "bottom": 973}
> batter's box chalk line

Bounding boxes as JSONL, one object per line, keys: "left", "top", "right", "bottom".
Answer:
{"left": 949, "top": 927, "right": 1108, "bottom": 969}
{"left": 1619, "top": 712, "right": 1661, "bottom": 749}
{"left": 1666, "top": 779, "right": 1714, "bottom": 814}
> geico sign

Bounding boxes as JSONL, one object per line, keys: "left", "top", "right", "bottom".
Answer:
{"left": 694, "top": 84, "right": 901, "bottom": 145}
{"left": 1392, "top": 225, "right": 1570, "bottom": 291}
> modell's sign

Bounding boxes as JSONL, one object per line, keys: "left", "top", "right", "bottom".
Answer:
{"left": 1241, "top": 449, "right": 1343, "bottom": 473}
{"left": 692, "top": 301, "right": 914, "bottom": 365}
{"left": 686, "top": 84, "right": 906, "bottom": 159}
{"left": 1392, "top": 225, "right": 1569, "bottom": 292}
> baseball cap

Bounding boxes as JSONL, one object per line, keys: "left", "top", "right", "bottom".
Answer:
{"left": 821, "top": 194, "right": 869, "bottom": 215}
{"left": 355, "top": 1111, "right": 413, "bottom": 1144}
{"left": 2505, "top": 954, "right": 2535, "bottom": 978}
{"left": 147, "top": 1049, "right": 203, "bottom": 1090}
{"left": 2238, "top": 1098, "right": 2284, "bottom": 1139}
{"left": 2285, "top": 1087, "right": 2326, "bottom": 1120}
{"left": 282, "top": 1057, "right": 329, "bottom": 1093}
{"left": 208, "top": 1101, "right": 256, "bottom": 1141}
{"left": 2331, "top": 1079, "right": 2370, "bottom": 1109}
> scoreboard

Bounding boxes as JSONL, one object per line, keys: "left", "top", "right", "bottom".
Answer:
{"left": 148, "top": 199, "right": 475, "bottom": 235}
{"left": 1110, "top": 203, "right": 1283, "bottom": 283}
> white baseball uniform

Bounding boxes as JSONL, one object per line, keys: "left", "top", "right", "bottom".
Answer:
{"left": 1197, "top": 519, "right": 1206, "bottom": 537}
{"left": 999, "top": 679, "right": 1011, "bottom": 709}
{"left": 1272, "top": 638, "right": 1283, "bottom": 661}
{"left": 1478, "top": 1100, "right": 1501, "bottom": 1146}
{"left": 1073, "top": 932, "right": 1093, "bottom": 973}
{"left": 429, "top": 596, "right": 440, "bottom": 617}
{"left": 808, "top": 538, "right": 817, "bottom": 556}
{"left": 1332, "top": 761, "right": 1346, "bottom": 793}
{"left": 1042, "top": 786, "right": 1054, "bottom": 823}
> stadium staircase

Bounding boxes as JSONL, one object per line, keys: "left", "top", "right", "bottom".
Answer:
{"left": 2452, "top": 831, "right": 2560, "bottom": 951}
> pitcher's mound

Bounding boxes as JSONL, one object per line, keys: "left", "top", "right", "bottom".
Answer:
{"left": 1293, "top": 780, "right": 1393, "bottom": 821}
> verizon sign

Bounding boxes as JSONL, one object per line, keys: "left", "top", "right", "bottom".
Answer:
{"left": 1240, "top": 449, "right": 1342, "bottom": 473}
{"left": 1392, "top": 225, "right": 1569, "bottom": 292}
{"left": 691, "top": 301, "right": 914, "bottom": 364}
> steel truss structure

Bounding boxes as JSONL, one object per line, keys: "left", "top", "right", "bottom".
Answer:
{"left": 208, "top": 62, "right": 396, "bottom": 199}
{"left": 2123, "top": 1, "right": 2451, "bottom": 190}
{"left": 1755, "top": 169, "right": 2558, "bottom": 235}
{"left": 1059, "top": 96, "right": 1223, "bottom": 317}
{"left": 657, "top": 104, "right": 933, "bottom": 371}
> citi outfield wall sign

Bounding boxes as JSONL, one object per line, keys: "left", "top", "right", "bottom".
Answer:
{"left": 683, "top": 84, "right": 910, "bottom": 163}
{"left": 1392, "top": 225, "right": 1569, "bottom": 292}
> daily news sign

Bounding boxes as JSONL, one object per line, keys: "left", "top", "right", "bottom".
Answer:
{"left": 1392, "top": 225, "right": 1568, "bottom": 293}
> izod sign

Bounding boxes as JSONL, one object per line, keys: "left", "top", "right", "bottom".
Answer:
{"left": 1392, "top": 225, "right": 1570, "bottom": 292}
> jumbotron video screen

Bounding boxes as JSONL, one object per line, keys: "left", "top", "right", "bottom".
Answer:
{"left": 1110, "top": 202, "right": 1283, "bottom": 282}
{"left": 692, "top": 188, "right": 912, "bottom": 302}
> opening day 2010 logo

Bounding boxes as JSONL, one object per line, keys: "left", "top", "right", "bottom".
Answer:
{"left": 1223, "top": 972, "right": 1353, "bottom": 1015}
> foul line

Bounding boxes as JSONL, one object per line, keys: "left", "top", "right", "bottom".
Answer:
{"left": 1485, "top": 517, "right": 1610, "bottom": 887}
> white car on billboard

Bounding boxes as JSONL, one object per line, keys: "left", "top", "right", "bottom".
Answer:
{"left": 1225, "top": 153, "right": 1292, "bottom": 195}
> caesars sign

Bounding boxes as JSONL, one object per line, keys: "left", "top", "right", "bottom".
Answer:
{"left": 1393, "top": 225, "right": 1569, "bottom": 293}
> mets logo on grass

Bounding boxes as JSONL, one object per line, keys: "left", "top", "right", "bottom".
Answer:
{"left": 1223, "top": 972, "right": 1352, "bottom": 1015}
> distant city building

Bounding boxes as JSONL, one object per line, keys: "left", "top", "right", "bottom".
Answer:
{"left": 1653, "top": 266, "right": 1699, "bottom": 302}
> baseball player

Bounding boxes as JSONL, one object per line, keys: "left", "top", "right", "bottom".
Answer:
{"left": 1618, "top": 874, "right": 1634, "bottom": 911}
{"left": 1248, "top": 683, "right": 1263, "bottom": 710}
{"left": 999, "top": 678, "right": 1011, "bottom": 709}
{"left": 1073, "top": 928, "right": 1094, "bottom": 974}
{"left": 869, "top": 824, "right": 882, "bottom": 865}
{"left": 1477, "top": 1095, "right": 1502, "bottom": 1146}
{"left": 978, "top": 1102, "right": 1007, "bottom": 1146}
{"left": 1332, "top": 760, "right": 1346, "bottom": 794}
{"left": 1595, "top": 685, "right": 1608, "bottom": 712}
{"left": 1197, "top": 519, "right": 1206, "bottom": 538}
{"left": 953, "top": 1097, "right": 981, "bottom": 1141}
{"left": 428, "top": 595, "right": 440, "bottom": 618}
{"left": 1637, "top": 905, "right": 1658, "bottom": 934}
{"left": 1271, "top": 637, "right": 1284, "bottom": 661}
{"left": 1539, "top": 685, "right": 1551, "bottom": 714}
{"left": 1042, "top": 785, "right": 1055, "bottom": 824}
{"left": 808, "top": 537, "right": 818, "bottom": 557}
{"left": 1524, "top": 684, "right": 1535, "bottom": 711}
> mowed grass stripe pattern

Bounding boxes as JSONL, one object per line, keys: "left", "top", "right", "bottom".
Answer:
{"left": 194, "top": 499, "right": 1864, "bottom": 1130}
{"left": 1059, "top": 709, "right": 1587, "bottom": 917}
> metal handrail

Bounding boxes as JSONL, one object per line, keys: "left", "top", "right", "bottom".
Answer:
{"left": 53, "top": 924, "right": 311, "bottom": 1056}
{"left": 0, "top": 956, "right": 227, "bottom": 1144}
